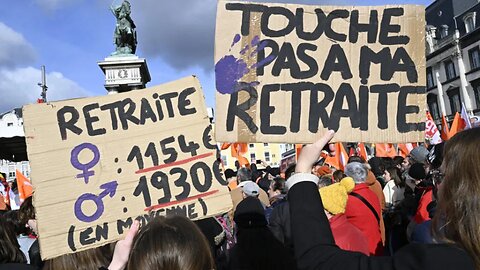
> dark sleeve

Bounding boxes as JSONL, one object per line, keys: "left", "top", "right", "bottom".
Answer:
{"left": 287, "top": 174, "right": 393, "bottom": 270}
{"left": 268, "top": 207, "right": 286, "bottom": 244}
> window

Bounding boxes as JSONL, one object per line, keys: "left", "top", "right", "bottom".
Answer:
{"left": 473, "top": 81, "right": 480, "bottom": 109}
{"left": 249, "top": 143, "right": 254, "bottom": 148}
{"left": 447, "top": 88, "right": 461, "bottom": 114}
{"left": 8, "top": 171, "right": 15, "bottom": 178}
{"left": 7, "top": 123, "right": 13, "bottom": 127}
{"left": 263, "top": 143, "right": 268, "bottom": 147}
{"left": 444, "top": 60, "right": 456, "bottom": 80}
{"left": 440, "top": 25, "right": 449, "bottom": 38}
{"left": 464, "top": 13, "right": 476, "bottom": 33}
{"left": 265, "top": 152, "right": 270, "bottom": 162}
{"left": 427, "top": 94, "right": 440, "bottom": 120}
{"left": 469, "top": 47, "right": 480, "bottom": 70}
{"left": 250, "top": 153, "right": 256, "bottom": 163}
{"left": 427, "top": 67, "right": 436, "bottom": 88}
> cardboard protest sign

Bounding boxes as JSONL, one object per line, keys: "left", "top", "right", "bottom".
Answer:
{"left": 23, "top": 76, "right": 232, "bottom": 259}
{"left": 215, "top": 2, "right": 426, "bottom": 143}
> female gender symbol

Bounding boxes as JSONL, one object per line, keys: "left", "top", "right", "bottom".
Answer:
{"left": 70, "top": 143, "right": 100, "bottom": 184}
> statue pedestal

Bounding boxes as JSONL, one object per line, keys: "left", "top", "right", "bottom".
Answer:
{"left": 98, "top": 55, "right": 151, "bottom": 94}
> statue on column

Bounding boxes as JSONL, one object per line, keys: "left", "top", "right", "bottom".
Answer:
{"left": 110, "top": 0, "right": 137, "bottom": 55}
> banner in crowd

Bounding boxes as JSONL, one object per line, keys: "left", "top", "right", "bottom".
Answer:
{"left": 215, "top": 2, "right": 426, "bottom": 143}
{"left": 23, "top": 76, "right": 232, "bottom": 259}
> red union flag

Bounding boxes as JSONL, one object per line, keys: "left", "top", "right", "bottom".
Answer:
{"left": 426, "top": 112, "right": 442, "bottom": 145}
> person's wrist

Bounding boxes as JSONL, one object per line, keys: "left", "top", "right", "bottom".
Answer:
{"left": 108, "top": 260, "right": 126, "bottom": 270}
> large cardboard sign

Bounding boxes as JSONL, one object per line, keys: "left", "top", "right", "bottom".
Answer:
{"left": 23, "top": 76, "right": 232, "bottom": 259}
{"left": 215, "top": 2, "right": 426, "bottom": 143}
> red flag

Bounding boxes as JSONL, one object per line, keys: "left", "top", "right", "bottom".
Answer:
{"left": 461, "top": 103, "right": 472, "bottom": 130}
{"left": 375, "top": 144, "right": 396, "bottom": 158}
{"left": 440, "top": 115, "right": 450, "bottom": 141}
{"left": 295, "top": 144, "right": 303, "bottom": 161}
{"left": 425, "top": 112, "right": 442, "bottom": 145}
{"left": 16, "top": 170, "right": 33, "bottom": 202}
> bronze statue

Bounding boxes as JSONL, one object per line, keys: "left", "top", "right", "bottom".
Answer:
{"left": 110, "top": 0, "right": 137, "bottom": 55}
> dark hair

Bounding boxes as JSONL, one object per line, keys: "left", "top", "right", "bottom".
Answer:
{"left": 318, "top": 175, "right": 333, "bottom": 188}
{"left": 368, "top": 157, "right": 385, "bottom": 177}
{"left": 0, "top": 216, "right": 26, "bottom": 264}
{"left": 237, "top": 167, "right": 252, "bottom": 183}
{"left": 127, "top": 216, "right": 214, "bottom": 270}
{"left": 348, "top": 156, "right": 365, "bottom": 164}
{"left": 432, "top": 128, "right": 480, "bottom": 269}
{"left": 393, "top": 156, "right": 404, "bottom": 167}
{"left": 270, "top": 177, "right": 286, "bottom": 194}
{"left": 332, "top": 170, "right": 346, "bottom": 183}
{"left": 3, "top": 210, "right": 29, "bottom": 236}
{"left": 386, "top": 167, "right": 404, "bottom": 188}
{"left": 284, "top": 163, "right": 296, "bottom": 180}
{"left": 43, "top": 245, "right": 112, "bottom": 270}
{"left": 19, "top": 196, "right": 35, "bottom": 225}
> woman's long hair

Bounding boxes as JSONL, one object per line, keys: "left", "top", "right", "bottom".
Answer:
{"left": 432, "top": 127, "right": 480, "bottom": 268}
{"left": 0, "top": 216, "right": 26, "bottom": 264}
{"left": 43, "top": 245, "right": 112, "bottom": 270}
{"left": 127, "top": 216, "right": 214, "bottom": 270}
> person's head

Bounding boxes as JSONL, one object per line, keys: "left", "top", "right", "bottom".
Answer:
{"left": 344, "top": 162, "right": 369, "bottom": 184}
{"left": 385, "top": 167, "right": 404, "bottom": 188}
{"left": 234, "top": 196, "right": 267, "bottom": 229}
{"left": 401, "top": 156, "right": 411, "bottom": 172}
{"left": 127, "top": 216, "right": 214, "bottom": 270}
{"left": 367, "top": 157, "right": 385, "bottom": 177}
{"left": 313, "top": 165, "right": 332, "bottom": 177}
{"left": 318, "top": 175, "right": 333, "bottom": 188}
{"left": 240, "top": 181, "right": 260, "bottom": 198}
{"left": 3, "top": 210, "right": 29, "bottom": 236}
{"left": 268, "top": 177, "right": 286, "bottom": 198}
{"left": 332, "top": 170, "right": 346, "bottom": 183}
{"left": 19, "top": 196, "right": 37, "bottom": 235}
{"left": 320, "top": 177, "right": 355, "bottom": 218}
{"left": 0, "top": 216, "right": 26, "bottom": 264}
{"left": 236, "top": 167, "right": 252, "bottom": 183}
{"left": 408, "top": 163, "right": 426, "bottom": 181}
{"left": 347, "top": 155, "right": 366, "bottom": 164}
{"left": 393, "top": 156, "right": 404, "bottom": 170}
{"left": 284, "top": 163, "right": 296, "bottom": 180}
{"left": 43, "top": 245, "right": 112, "bottom": 270}
{"left": 224, "top": 169, "right": 236, "bottom": 182}
{"left": 409, "top": 145, "right": 429, "bottom": 164}
{"left": 432, "top": 128, "right": 480, "bottom": 269}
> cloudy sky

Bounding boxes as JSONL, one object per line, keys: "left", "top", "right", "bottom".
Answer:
{"left": 0, "top": 0, "right": 433, "bottom": 113}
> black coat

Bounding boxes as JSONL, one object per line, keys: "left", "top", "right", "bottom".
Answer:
{"left": 268, "top": 199, "right": 292, "bottom": 249}
{"left": 288, "top": 175, "right": 475, "bottom": 270}
{"left": 0, "top": 264, "right": 37, "bottom": 270}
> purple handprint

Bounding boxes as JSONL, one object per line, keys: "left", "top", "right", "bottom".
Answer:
{"left": 215, "top": 34, "right": 276, "bottom": 95}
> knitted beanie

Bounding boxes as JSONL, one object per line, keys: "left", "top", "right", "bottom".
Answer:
{"left": 319, "top": 177, "right": 355, "bottom": 215}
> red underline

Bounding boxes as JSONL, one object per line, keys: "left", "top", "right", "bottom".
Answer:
{"left": 144, "top": 189, "right": 219, "bottom": 212}
{"left": 135, "top": 152, "right": 213, "bottom": 174}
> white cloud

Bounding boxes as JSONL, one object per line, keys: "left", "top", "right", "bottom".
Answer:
{"left": 0, "top": 23, "right": 36, "bottom": 68}
{"left": 0, "top": 67, "right": 92, "bottom": 113}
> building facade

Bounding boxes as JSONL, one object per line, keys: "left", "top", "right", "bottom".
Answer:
{"left": 0, "top": 108, "right": 30, "bottom": 181}
{"left": 220, "top": 142, "right": 285, "bottom": 170}
{"left": 426, "top": 0, "right": 480, "bottom": 123}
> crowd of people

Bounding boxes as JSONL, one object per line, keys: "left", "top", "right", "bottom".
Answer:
{"left": 0, "top": 128, "right": 479, "bottom": 269}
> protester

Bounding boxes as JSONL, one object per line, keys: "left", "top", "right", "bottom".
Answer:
{"left": 230, "top": 168, "right": 270, "bottom": 214}
{"left": 43, "top": 245, "right": 112, "bottom": 270}
{"left": 18, "top": 197, "right": 42, "bottom": 269}
{"left": 0, "top": 216, "right": 36, "bottom": 270}
{"left": 288, "top": 129, "right": 477, "bottom": 269}
{"left": 319, "top": 177, "right": 369, "bottom": 255}
{"left": 383, "top": 167, "right": 405, "bottom": 207}
{"left": 344, "top": 162, "right": 384, "bottom": 256}
{"left": 229, "top": 196, "right": 296, "bottom": 270}
{"left": 7, "top": 180, "right": 21, "bottom": 210}
{"left": 266, "top": 177, "right": 291, "bottom": 249}
{"left": 125, "top": 216, "right": 214, "bottom": 270}
{"left": 2, "top": 211, "right": 35, "bottom": 263}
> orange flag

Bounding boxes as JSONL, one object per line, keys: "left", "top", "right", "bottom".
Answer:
{"left": 357, "top": 143, "right": 368, "bottom": 161}
{"left": 440, "top": 115, "right": 450, "bottom": 141}
{"left": 325, "top": 143, "right": 348, "bottom": 170}
{"left": 398, "top": 143, "right": 417, "bottom": 158}
{"left": 375, "top": 144, "right": 396, "bottom": 158}
{"left": 16, "top": 170, "right": 33, "bottom": 202}
{"left": 448, "top": 112, "right": 466, "bottom": 138}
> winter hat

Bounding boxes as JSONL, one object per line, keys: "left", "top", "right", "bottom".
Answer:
{"left": 239, "top": 181, "right": 260, "bottom": 197}
{"left": 234, "top": 196, "right": 267, "bottom": 228}
{"left": 408, "top": 163, "right": 426, "bottom": 180}
{"left": 409, "top": 146, "right": 429, "bottom": 164}
{"left": 319, "top": 177, "right": 355, "bottom": 215}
